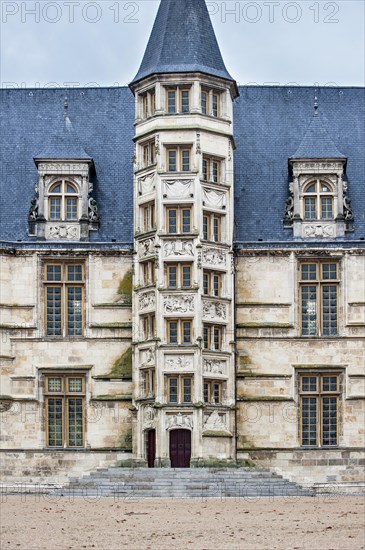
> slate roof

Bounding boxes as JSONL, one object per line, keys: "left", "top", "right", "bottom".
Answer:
{"left": 291, "top": 106, "right": 346, "bottom": 159}
{"left": 35, "top": 104, "right": 92, "bottom": 161}
{"left": 130, "top": 0, "right": 236, "bottom": 89}
{"left": 0, "top": 86, "right": 364, "bottom": 246}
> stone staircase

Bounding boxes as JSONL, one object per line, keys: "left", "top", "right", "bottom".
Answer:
{"left": 62, "top": 467, "right": 315, "bottom": 499}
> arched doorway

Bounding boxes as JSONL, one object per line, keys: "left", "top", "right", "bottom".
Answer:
{"left": 169, "top": 429, "right": 191, "bottom": 468}
{"left": 146, "top": 429, "right": 156, "bottom": 468}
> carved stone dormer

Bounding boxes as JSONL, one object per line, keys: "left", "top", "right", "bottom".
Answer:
{"left": 285, "top": 98, "right": 353, "bottom": 239}
{"left": 29, "top": 98, "right": 99, "bottom": 241}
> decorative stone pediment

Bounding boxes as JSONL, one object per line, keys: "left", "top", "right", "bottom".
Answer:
{"left": 166, "top": 413, "right": 193, "bottom": 430}
{"left": 45, "top": 224, "right": 80, "bottom": 241}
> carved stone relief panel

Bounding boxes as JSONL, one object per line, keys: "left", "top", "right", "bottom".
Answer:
{"left": 164, "top": 295, "right": 194, "bottom": 314}
{"left": 45, "top": 224, "right": 80, "bottom": 240}
{"left": 166, "top": 413, "right": 193, "bottom": 430}
{"left": 139, "top": 237, "right": 155, "bottom": 258}
{"left": 139, "top": 291, "right": 156, "bottom": 311}
{"left": 302, "top": 224, "right": 336, "bottom": 238}
{"left": 203, "top": 358, "right": 226, "bottom": 375}
{"left": 202, "top": 247, "right": 226, "bottom": 267}
{"left": 164, "top": 355, "right": 194, "bottom": 371}
{"left": 202, "top": 300, "right": 227, "bottom": 321}
{"left": 164, "top": 240, "right": 194, "bottom": 258}
{"left": 203, "top": 411, "right": 228, "bottom": 431}
{"left": 141, "top": 347, "right": 156, "bottom": 365}
{"left": 164, "top": 180, "right": 193, "bottom": 199}
{"left": 202, "top": 188, "right": 226, "bottom": 209}
{"left": 143, "top": 406, "right": 156, "bottom": 429}
{"left": 138, "top": 173, "right": 156, "bottom": 196}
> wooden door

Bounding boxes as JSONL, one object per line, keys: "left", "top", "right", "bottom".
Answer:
{"left": 147, "top": 429, "right": 156, "bottom": 468}
{"left": 170, "top": 429, "right": 191, "bottom": 468}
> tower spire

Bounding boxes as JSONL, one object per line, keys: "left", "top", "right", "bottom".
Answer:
{"left": 130, "top": 0, "right": 238, "bottom": 96}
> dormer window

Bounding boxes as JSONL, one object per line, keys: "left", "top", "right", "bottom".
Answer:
{"left": 48, "top": 180, "right": 79, "bottom": 222}
{"left": 303, "top": 180, "right": 334, "bottom": 221}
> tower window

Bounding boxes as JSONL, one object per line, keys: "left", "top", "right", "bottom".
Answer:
{"left": 202, "top": 155, "right": 222, "bottom": 183}
{"left": 165, "top": 86, "right": 191, "bottom": 114}
{"left": 142, "top": 314, "right": 156, "bottom": 340}
{"left": 166, "top": 206, "right": 192, "bottom": 234}
{"left": 203, "top": 324, "right": 223, "bottom": 351}
{"left": 166, "top": 146, "right": 192, "bottom": 172}
{"left": 167, "top": 319, "right": 193, "bottom": 345}
{"left": 142, "top": 140, "right": 156, "bottom": 167}
{"left": 203, "top": 380, "right": 223, "bottom": 404}
{"left": 166, "top": 263, "right": 192, "bottom": 289}
{"left": 201, "top": 87, "right": 222, "bottom": 118}
{"left": 203, "top": 271, "right": 222, "bottom": 297}
{"left": 141, "top": 202, "right": 156, "bottom": 232}
{"left": 167, "top": 376, "right": 193, "bottom": 404}
{"left": 140, "top": 88, "right": 156, "bottom": 118}
{"left": 203, "top": 212, "right": 223, "bottom": 242}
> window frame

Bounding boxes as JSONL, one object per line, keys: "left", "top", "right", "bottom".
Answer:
{"left": 142, "top": 140, "right": 156, "bottom": 168}
{"left": 140, "top": 87, "right": 156, "bottom": 119}
{"left": 142, "top": 313, "right": 156, "bottom": 341}
{"left": 299, "top": 372, "right": 340, "bottom": 448}
{"left": 44, "top": 373, "right": 85, "bottom": 448}
{"left": 167, "top": 375, "right": 193, "bottom": 404}
{"left": 141, "top": 202, "right": 156, "bottom": 233}
{"left": 203, "top": 270, "right": 222, "bottom": 297}
{"left": 201, "top": 87, "right": 222, "bottom": 118}
{"left": 203, "top": 324, "right": 223, "bottom": 351}
{"left": 203, "top": 379, "right": 223, "bottom": 404}
{"left": 165, "top": 86, "right": 191, "bottom": 114}
{"left": 142, "top": 368, "right": 155, "bottom": 399}
{"left": 166, "top": 146, "right": 192, "bottom": 173}
{"left": 44, "top": 262, "right": 85, "bottom": 338}
{"left": 166, "top": 263, "right": 192, "bottom": 289}
{"left": 166, "top": 206, "right": 193, "bottom": 234}
{"left": 302, "top": 179, "right": 334, "bottom": 221}
{"left": 299, "top": 260, "right": 340, "bottom": 337}
{"left": 202, "top": 155, "right": 222, "bottom": 184}
{"left": 141, "top": 260, "right": 156, "bottom": 287}
{"left": 203, "top": 212, "right": 222, "bottom": 242}
{"left": 167, "top": 319, "right": 193, "bottom": 345}
{"left": 47, "top": 180, "right": 80, "bottom": 222}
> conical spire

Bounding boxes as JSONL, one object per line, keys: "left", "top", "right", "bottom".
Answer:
{"left": 130, "top": 0, "right": 237, "bottom": 93}
{"left": 291, "top": 95, "right": 345, "bottom": 159}
{"left": 34, "top": 96, "right": 92, "bottom": 161}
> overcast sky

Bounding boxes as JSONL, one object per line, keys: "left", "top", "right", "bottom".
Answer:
{"left": 1, "top": 0, "right": 364, "bottom": 88}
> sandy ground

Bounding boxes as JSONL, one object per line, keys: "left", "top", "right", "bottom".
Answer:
{"left": 0, "top": 496, "right": 364, "bottom": 550}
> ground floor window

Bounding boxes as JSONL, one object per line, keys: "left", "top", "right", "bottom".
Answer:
{"left": 45, "top": 374, "right": 85, "bottom": 448}
{"left": 299, "top": 372, "right": 340, "bottom": 447}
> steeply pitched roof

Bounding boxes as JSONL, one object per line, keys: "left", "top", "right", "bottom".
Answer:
{"left": 0, "top": 86, "right": 364, "bottom": 246}
{"left": 130, "top": 0, "right": 236, "bottom": 89}
{"left": 35, "top": 99, "right": 92, "bottom": 161}
{"left": 291, "top": 103, "right": 346, "bottom": 159}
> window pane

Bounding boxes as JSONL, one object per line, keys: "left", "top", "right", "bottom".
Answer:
{"left": 322, "top": 397, "right": 337, "bottom": 446}
{"left": 68, "top": 377, "right": 83, "bottom": 393}
{"left": 182, "top": 266, "right": 191, "bottom": 287}
{"left": 203, "top": 382, "right": 209, "bottom": 403}
{"left": 213, "top": 217, "right": 220, "bottom": 242}
{"left": 47, "top": 377, "right": 62, "bottom": 393}
{"left": 47, "top": 398, "right": 63, "bottom": 447}
{"left": 321, "top": 183, "right": 331, "bottom": 192}
{"left": 67, "top": 287, "right": 83, "bottom": 336}
{"left": 47, "top": 287, "right": 62, "bottom": 336}
{"left": 322, "top": 285, "right": 338, "bottom": 336}
{"left": 168, "top": 91, "right": 176, "bottom": 113}
{"left": 47, "top": 265, "right": 62, "bottom": 281}
{"left": 213, "top": 275, "right": 220, "bottom": 297}
{"left": 213, "top": 384, "right": 220, "bottom": 404}
{"left": 322, "top": 376, "right": 338, "bottom": 392}
{"left": 182, "top": 150, "right": 190, "bottom": 172}
{"left": 322, "top": 263, "right": 337, "bottom": 281}
{"left": 301, "top": 397, "right": 317, "bottom": 446}
{"left": 201, "top": 91, "right": 207, "bottom": 115}
{"left": 66, "top": 184, "right": 77, "bottom": 193}
{"left": 50, "top": 197, "right": 61, "bottom": 220}
{"left": 203, "top": 273, "right": 209, "bottom": 295}
{"left": 67, "top": 265, "right": 83, "bottom": 282}
{"left": 302, "top": 376, "right": 317, "bottom": 392}
{"left": 169, "top": 322, "right": 178, "bottom": 344}
{"left": 168, "top": 266, "right": 177, "bottom": 288}
{"left": 168, "top": 209, "right": 177, "bottom": 233}
{"left": 203, "top": 216, "right": 208, "bottom": 240}
{"left": 183, "top": 379, "right": 192, "bottom": 402}
{"left": 182, "top": 209, "right": 191, "bottom": 233}
{"left": 68, "top": 398, "right": 83, "bottom": 447}
{"left": 212, "top": 161, "right": 219, "bottom": 183}
{"left": 213, "top": 327, "right": 221, "bottom": 350}
{"left": 183, "top": 321, "right": 191, "bottom": 344}
{"left": 212, "top": 94, "right": 218, "bottom": 117}
{"left": 181, "top": 90, "right": 189, "bottom": 113}
{"left": 168, "top": 150, "right": 177, "bottom": 172}
{"left": 202, "top": 159, "right": 208, "bottom": 181}
{"left": 203, "top": 326, "right": 209, "bottom": 349}
{"left": 301, "top": 264, "right": 317, "bottom": 281}
{"left": 321, "top": 197, "right": 333, "bottom": 220}
{"left": 169, "top": 378, "right": 178, "bottom": 402}
{"left": 304, "top": 197, "right": 316, "bottom": 219}
{"left": 306, "top": 183, "right": 316, "bottom": 193}
{"left": 301, "top": 286, "right": 317, "bottom": 336}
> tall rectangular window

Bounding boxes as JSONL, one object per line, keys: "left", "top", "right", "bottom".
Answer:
{"left": 44, "top": 263, "right": 84, "bottom": 337}
{"left": 202, "top": 155, "right": 222, "bottom": 183}
{"left": 167, "top": 89, "right": 177, "bottom": 113}
{"left": 299, "top": 373, "right": 340, "bottom": 447}
{"left": 166, "top": 146, "right": 192, "bottom": 172}
{"left": 203, "top": 212, "right": 222, "bottom": 242}
{"left": 167, "top": 319, "right": 193, "bottom": 344}
{"left": 300, "top": 261, "right": 339, "bottom": 336}
{"left": 180, "top": 89, "right": 190, "bottom": 113}
{"left": 203, "top": 324, "right": 223, "bottom": 351}
{"left": 167, "top": 376, "right": 193, "bottom": 404}
{"left": 203, "top": 380, "right": 223, "bottom": 404}
{"left": 45, "top": 374, "right": 85, "bottom": 448}
{"left": 165, "top": 86, "right": 191, "bottom": 114}
{"left": 166, "top": 264, "right": 192, "bottom": 289}
{"left": 166, "top": 207, "right": 192, "bottom": 234}
{"left": 203, "top": 270, "right": 222, "bottom": 297}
